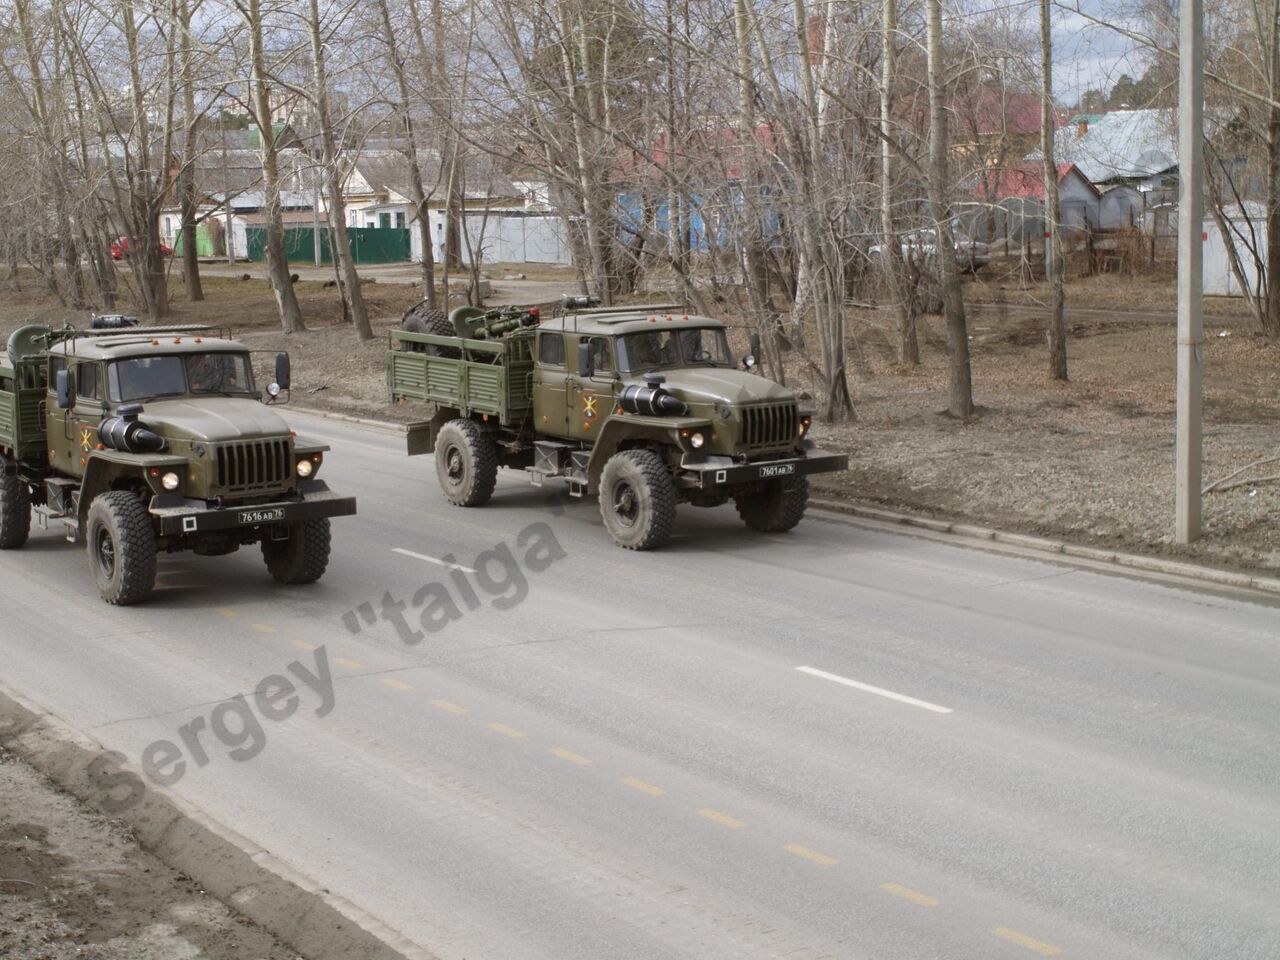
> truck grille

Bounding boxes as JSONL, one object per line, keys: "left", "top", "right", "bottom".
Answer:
{"left": 214, "top": 439, "right": 293, "bottom": 494}
{"left": 740, "top": 402, "right": 798, "bottom": 450}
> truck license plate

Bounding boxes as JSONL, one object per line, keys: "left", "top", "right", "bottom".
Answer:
{"left": 238, "top": 508, "right": 287, "bottom": 525}
{"left": 758, "top": 463, "right": 796, "bottom": 478}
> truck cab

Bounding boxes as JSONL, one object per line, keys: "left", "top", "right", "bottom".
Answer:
{"left": 0, "top": 323, "right": 357, "bottom": 605}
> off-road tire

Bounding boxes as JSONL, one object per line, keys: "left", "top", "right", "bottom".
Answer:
{"left": 401, "top": 302, "right": 459, "bottom": 357}
{"left": 435, "top": 419, "right": 498, "bottom": 507}
{"left": 86, "top": 491, "right": 157, "bottom": 605}
{"left": 0, "top": 467, "right": 31, "bottom": 550}
{"left": 262, "top": 518, "right": 332, "bottom": 585}
{"left": 734, "top": 476, "right": 810, "bottom": 533}
{"left": 599, "top": 449, "right": 677, "bottom": 550}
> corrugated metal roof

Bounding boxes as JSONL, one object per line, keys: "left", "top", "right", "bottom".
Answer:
{"left": 1028, "top": 109, "right": 1177, "bottom": 183}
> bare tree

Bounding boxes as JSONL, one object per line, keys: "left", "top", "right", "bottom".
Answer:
{"left": 1041, "top": 0, "right": 1067, "bottom": 379}
{"left": 236, "top": 0, "right": 305, "bottom": 333}
{"left": 925, "top": 0, "right": 975, "bottom": 417}
{"left": 880, "top": 0, "right": 919, "bottom": 366}
{"left": 306, "top": 0, "right": 371, "bottom": 340}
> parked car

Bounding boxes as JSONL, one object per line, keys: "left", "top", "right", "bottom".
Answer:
{"left": 870, "top": 229, "right": 991, "bottom": 273}
{"left": 110, "top": 236, "right": 174, "bottom": 261}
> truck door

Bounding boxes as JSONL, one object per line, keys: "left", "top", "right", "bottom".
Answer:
{"left": 532, "top": 331, "right": 570, "bottom": 438}
{"left": 66, "top": 361, "right": 106, "bottom": 480}
{"left": 45, "top": 355, "right": 78, "bottom": 474}
{"left": 566, "top": 336, "right": 620, "bottom": 445}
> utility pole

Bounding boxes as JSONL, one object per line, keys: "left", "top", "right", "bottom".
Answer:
{"left": 1176, "top": 0, "right": 1204, "bottom": 543}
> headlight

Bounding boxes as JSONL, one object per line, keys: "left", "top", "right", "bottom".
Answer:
{"left": 161, "top": 471, "right": 181, "bottom": 491}
{"left": 296, "top": 459, "right": 314, "bottom": 478}
{"left": 798, "top": 416, "right": 812, "bottom": 438}
{"left": 689, "top": 432, "right": 705, "bottom": 449}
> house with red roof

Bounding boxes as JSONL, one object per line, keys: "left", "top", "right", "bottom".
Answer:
{"left": 961, "top": 162, "right": 1101, "bottom": 246}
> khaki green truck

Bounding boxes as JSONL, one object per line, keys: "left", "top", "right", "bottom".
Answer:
{"left": 388, "top": 302, "right": 848, "bottom": 549}
{"left": 0, "top": 323, "right": 356, "bottom": 604}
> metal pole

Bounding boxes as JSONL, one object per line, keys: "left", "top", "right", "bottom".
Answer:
{"left": 1175, "top": 0, "right": 1204, "bottom": 543}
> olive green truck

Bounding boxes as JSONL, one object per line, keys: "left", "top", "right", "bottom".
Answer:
{"left": 0, "top": 323, "right": 356, "bottom": 605}
{"left": 388, "top": 302, "right": 848, "bottom": 549}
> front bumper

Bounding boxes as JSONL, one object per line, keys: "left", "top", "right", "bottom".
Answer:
{"left": 149, "top": 481, "right": 358, "bottom": 537}
{"left": 678, "top": 448, "right": 848, "bottom": 489}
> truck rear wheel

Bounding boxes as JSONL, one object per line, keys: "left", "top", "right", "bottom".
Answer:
{"left": 734, "top": 476, "right": 810, "bottom": 533}
{"left": 435, "top": 419, "right": 497, "bottom": 507}
{"left": 0, "top": 468, "right": 31, "bottom": 550}
{"left": 262, "top": 518, "right": 332, "bottom": 584}
{"left": 86, "top": 491, "right": 157, "bottom": 605}
{"left": 599, "top": 449, "right": 677, "bottom": 550}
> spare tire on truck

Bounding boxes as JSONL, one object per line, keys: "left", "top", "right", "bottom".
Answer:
{"left": 401, "top": 301, "right": 459, "bottom": 358}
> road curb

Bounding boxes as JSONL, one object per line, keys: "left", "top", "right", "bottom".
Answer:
{"left": 811, "top": 498, "right": 1280, "bottom": 596}
{"left": 0, "top": 683, "right": 437, "bottom": 960}
{"left": 290, "top": 404, "right": 408, "bottom": 432}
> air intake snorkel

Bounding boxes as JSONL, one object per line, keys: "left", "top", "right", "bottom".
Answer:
{"left": 98, "top": 404, "right": 167, "bottom": 453}
{"left": 620, "top": 373, "right": 688, "bottom": 417}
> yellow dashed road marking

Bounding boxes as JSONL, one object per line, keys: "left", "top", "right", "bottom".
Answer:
{"left": 251, "top": 624, "right": 278, "bottom": 635}
{"left": 486, "top": 722, "right": 527, "bottom": 739}
{"left": 215, "top": 608, "right": 239, "bottom": 619}
{"left": 880, "top": 883, "right": 939, "bottom": 907}
{"left": 621, "top": 777, "right": 666, "bottom": 797}
{"left": 551, "top": 748, "right": 591, "bottom": 766}
{"left": 784, "top": 844, "right": 837, "bottom": 866}
{"left": 381, "top": 678, "right": 412, "bottom": 691}
{"left": 993, "top": 928, "right": 1063, "bottom": 956}
{"left": 291, "top": 639, "right": 320, "bottom": 652}
{"left": 333, "top": 657, "right": 365, "bottom": 670}
{"left": 431, "top": 700, "right": 467, "bottom": 714}
{"left": 698, "top": 808, "right": 746, "bottom": 829}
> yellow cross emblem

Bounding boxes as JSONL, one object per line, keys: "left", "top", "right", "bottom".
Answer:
{"left": 583, "top": 394, "right": 598, "bottom": 418}
{"left": 80, "top": 427, "right": 94, "bottom": 452}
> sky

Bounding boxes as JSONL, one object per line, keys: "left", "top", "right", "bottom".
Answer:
{"left": 1050, "top": 1, "right": 1151, "bottom": 103}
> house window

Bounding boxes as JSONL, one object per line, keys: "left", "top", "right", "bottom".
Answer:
{"left": 538, "top": 333, "right": 565, "bottom": 367}
{"left": 396, "top": 212, "right": 406, "bottom": 229}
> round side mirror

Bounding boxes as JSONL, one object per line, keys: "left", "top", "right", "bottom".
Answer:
{"left": 742, "top": 354, "right": 757, "bottom": 370}
{"left": 265, "top": 382, "right": 282, "bottom": 400}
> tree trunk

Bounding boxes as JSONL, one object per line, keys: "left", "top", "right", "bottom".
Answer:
{"left": 925, "top": 0, "right": 974, "bottom": 417}
{"left": 246, "top": 0, "right": 304, "bottom": 333}
{"left": 1041, "top": 0, "right": 1067, "bottom": 378}
{"left": 308, "top": 0, "right": 371, "bottom": 340}
{"left": 376, "top": 0, "right": 438, "bottom": 308}
{"left": 1267, "top": 4, "right": 1280, "bottom": 337}
{"left": 178, "top": 0, "right": 203, "bottom": 302}
{"left": 880, "top": 0, "right": 918, "bottom": 366}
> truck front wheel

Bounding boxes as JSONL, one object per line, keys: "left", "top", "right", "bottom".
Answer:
{"left": 599, "top": 449, "right": 677, "bottom": 550}
{"left": 0, "top": 468, "right": 31, "bottom": 550}
{"left": 734, "top": 476, "right": 810, "bottom": 533}
{"left": 435, "top": 419, "right": 498, "bottom": 506}
{"left": 262, "top": 519, "right": 332, "bottom": 585}
{"left": 86, "top": 491, "right": 157, "bottom": 605}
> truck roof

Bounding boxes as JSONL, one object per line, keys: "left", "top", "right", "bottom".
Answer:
{"left": 51, "top": 332, "right": 248, "bottom": 362}
{"left": 539, "top": 308, "right": 726, "bottom": 337}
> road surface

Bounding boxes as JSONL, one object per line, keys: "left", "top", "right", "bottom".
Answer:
{"left": 1, "top": 410, "right": 1277, "bottom": 960}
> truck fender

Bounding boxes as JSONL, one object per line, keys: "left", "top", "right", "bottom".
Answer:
{"left": 79, "top": 452, "right": 187, "bottom": 521}
{"left": 586, "top": 414, "right": 714, "bottom": 489}
{"left": 406, "top": 406, "right": 461, "bottom": 456}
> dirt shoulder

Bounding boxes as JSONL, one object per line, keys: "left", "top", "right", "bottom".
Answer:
{"left": 2, "top": 268, "right": 1276, "bottom": 574}
{"left": 0, "top": 744, "right": 303, "bottom": 960}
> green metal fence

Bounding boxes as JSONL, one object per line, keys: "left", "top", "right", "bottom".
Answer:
{"left": 244, "top": 226, "right": 410, "bottom": 265}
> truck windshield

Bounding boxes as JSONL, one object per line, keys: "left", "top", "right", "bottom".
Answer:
{"left": 108, "top": 353, "right": 255, "bottom": 402}
{"left": 619, "top": 328, "right": 734, "bottom": 371}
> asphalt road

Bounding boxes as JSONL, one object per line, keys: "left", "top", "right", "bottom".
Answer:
{"left": 2, "top": 410, "right": 1278, "bottom": 960}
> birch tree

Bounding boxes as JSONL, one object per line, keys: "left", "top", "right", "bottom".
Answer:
{"left": 1041, "top": 0, "right": 1067, "bottom": 379}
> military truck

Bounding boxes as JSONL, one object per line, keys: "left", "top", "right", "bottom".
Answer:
{"left": 387, "top": 301, "right": 848, "bottom": 549}
{"left": 0, "top": 323, "right": 357, "bottom": 604}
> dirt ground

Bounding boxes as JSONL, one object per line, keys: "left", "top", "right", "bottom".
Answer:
{"left": 2, "top": 263, "right": 1277, "bottom": 573}
{"left": 0, "top": 744, "right": 302, "bottom": 960}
